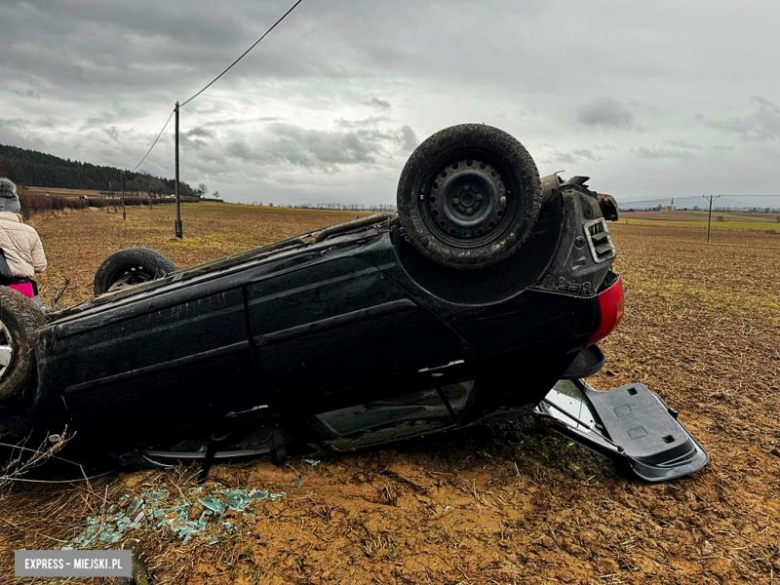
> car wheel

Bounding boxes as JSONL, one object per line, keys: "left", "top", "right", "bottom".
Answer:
{"left": 397, "top": 124, "right": 542, "bottom": 269}
{"left": 0, "top": 287, "right": 45, "bottom": 405}
{"left": 93, "top": 247, "right": 177, "bottom": 296}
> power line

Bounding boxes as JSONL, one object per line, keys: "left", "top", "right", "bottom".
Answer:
{"left": 130, "top": 108, "right": 175, "bottom": 172}
{"left": 179, "top": 0, "right": 304, "bottom": 108}
{"left": 122, "top": 0, "right": 305, "bottom": 237}
{"left": 620, "top": 194, "right": 780, "bottom": 205}
{"left": 703, "top": 195, "right": 721, "bottom": 242}
{"left": 128, "top": 0, "right": 304, "bottom": 176}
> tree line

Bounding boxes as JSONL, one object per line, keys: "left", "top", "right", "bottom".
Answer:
{"left": 0, "top": 143, "right": 195, "bottom": 195}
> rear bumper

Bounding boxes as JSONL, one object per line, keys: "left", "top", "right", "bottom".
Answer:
{"left": 587, "top": 274, "right": 624, "bottom": 346}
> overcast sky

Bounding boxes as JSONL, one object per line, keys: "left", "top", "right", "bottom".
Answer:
{"left": 1, "top": 0, "right": 779, "bottom": 205}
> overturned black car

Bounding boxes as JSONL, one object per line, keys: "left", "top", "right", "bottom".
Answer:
{"left": 0, "top": 125, "right": 707, "bottom": 482}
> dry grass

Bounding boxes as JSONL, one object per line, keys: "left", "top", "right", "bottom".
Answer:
{"left": 1, "top": 207, "right": 779, "bottom": 584}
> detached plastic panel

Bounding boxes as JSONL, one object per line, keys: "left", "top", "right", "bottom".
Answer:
{"left": 535, "top": 379, "right": 708, "bottom": 482}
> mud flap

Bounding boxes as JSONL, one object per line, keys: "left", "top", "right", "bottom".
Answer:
{"left": 534, "top": 379, "right": 708, "bottom": 482}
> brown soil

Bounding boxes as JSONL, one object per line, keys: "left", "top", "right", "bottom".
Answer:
{"left": 1, "top": 206, "right": 779, "bottom": 584}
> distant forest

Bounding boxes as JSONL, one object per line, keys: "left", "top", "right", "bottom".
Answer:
{"left": 0, "top": 143, "right": 195, "bottom": 195}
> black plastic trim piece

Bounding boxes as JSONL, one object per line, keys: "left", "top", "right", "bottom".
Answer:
{"left": 535, "top": 379, "right": 708, "bottom": 482}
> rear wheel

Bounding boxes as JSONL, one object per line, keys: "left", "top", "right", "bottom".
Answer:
{"left": 397, "top": 124, "right": 542, "bottom": 269}
{"left": 0, "top": 287, "right": 45, "bottom": 405}
{"left": 93, "top": 247, "right": 177, "bottom": 296}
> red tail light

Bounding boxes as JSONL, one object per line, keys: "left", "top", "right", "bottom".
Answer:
{"left": 587, "top": 275, "right": 624, "bottom": 346}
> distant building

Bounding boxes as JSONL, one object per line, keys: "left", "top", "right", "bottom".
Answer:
{"left": 661, "top": 198, "right": 676, "bottom": 212}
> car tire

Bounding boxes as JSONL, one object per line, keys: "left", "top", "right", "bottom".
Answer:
{"left": 93, "top": 247, "right": 177, "bottom": 296}
{"left": 397, "top": 124, "right": 542, "bottom": 269}
{"left": 0, "top": 287, "right": 45, "bottom": 405}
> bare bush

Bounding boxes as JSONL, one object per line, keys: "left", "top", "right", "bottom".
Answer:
{"left": 0, "top": 430, "right": 72, "bottom": 489}
{"left": 18, "top": 192, "right": 88, "bottom": 218}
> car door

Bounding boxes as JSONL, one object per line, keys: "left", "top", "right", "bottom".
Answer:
{"left": 41, "top": 275, "right": 259, "bottom": 437}
{"left": 245, "top": 251, "right": 465, "bottom": 413}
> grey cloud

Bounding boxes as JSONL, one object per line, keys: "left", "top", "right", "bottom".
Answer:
{"left": 577, "top": 97, "right": 635, "bottom": 129}
{"left": 265, "top": 124, "right": 384, "bottom": 166}
{"left": 336, "top": 116, "right": 389, "bottom": 129}
{"left": 225, "top": 141, "right": 255, "bottom": 162}
{"left": 104, "top": 126, "right": 120, "bottom": 142}
{"left": 270, "top": 124, "right": 401, "bottom": 167}
{"left": 400, "top": 126, "right": 418, "bottom": 152}
{"left": 83, "top": 106, "right": 145, "bottom": 131}
{"left": 180, "top": 127, "right": 213, "bottom": 150}
{"left": 0, "top": 1, "right": 301, "bottom": 102}
{"left": 0, "top": 119, "right": 48, "bottom": 150}
{"left": 37, "top": 117, "right": 67, "bottom": 130}
{"left": 664, "top": 139, "right": 701, "bottom": 150}
{"left": 13, "top": 89, "right": 41, "bottom": 101}
{"left": 707, "top": 96, "right": 780, "bottom": 141}
{"left": 545, "top": 148, "right": 600, "bottom": 165}
{"left": 752, "top": 96, "right": 780, "bottom": 112}
{"left": 186, "top": 128, "right": 214, "bottom": 139}
{"left": 1, "top": 1, "right": 779, "bottom": 205}
{"left": 221, "top": 123, "right": 418, "bottom": 170}
{"left": 202, "top": 117, "right": 282, "bottom": 128}
{"left": 367, "top": 98, "right": 391, "bottom": 109}
{"left": 634, "top": 146, "right": 694, "bottom": 161}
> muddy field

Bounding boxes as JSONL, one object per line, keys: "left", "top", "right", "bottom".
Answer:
{"left": 1, "top": 204, "right": 779, "bottom": 584}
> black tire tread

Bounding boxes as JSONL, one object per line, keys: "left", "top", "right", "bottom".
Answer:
{"left": 0, "top": 287, "right": 45, "bottom": 405}
{"left": 397, "top": 124, "right": 542, "bottom": 269}
{"left": 93, "top": 247, "right": 177, "bottom": 296}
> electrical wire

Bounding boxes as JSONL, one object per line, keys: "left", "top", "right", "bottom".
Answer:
{"left": 179, "top": 0, "right": 304, "bottom": 108}
{"left": 130, "top": 108, "right": 175, "bottom": 172}
{"left": 624, "top": 194, "right": 780, "bottom": 201}
{"left": 125, "top": 1, "right": 303, "bottom": 178}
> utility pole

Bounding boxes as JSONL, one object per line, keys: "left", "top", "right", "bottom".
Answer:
{"left": 174, "top": 101, "right": 183, "bottom": 238}
{"left": 702, "top": 195, "right": 720, "bottom": 242}
{"left": 120, "top": 171, "right": 126, "bottom": 220}
{"left": 108, "top": 180, "right": 117, "bottom": 213}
